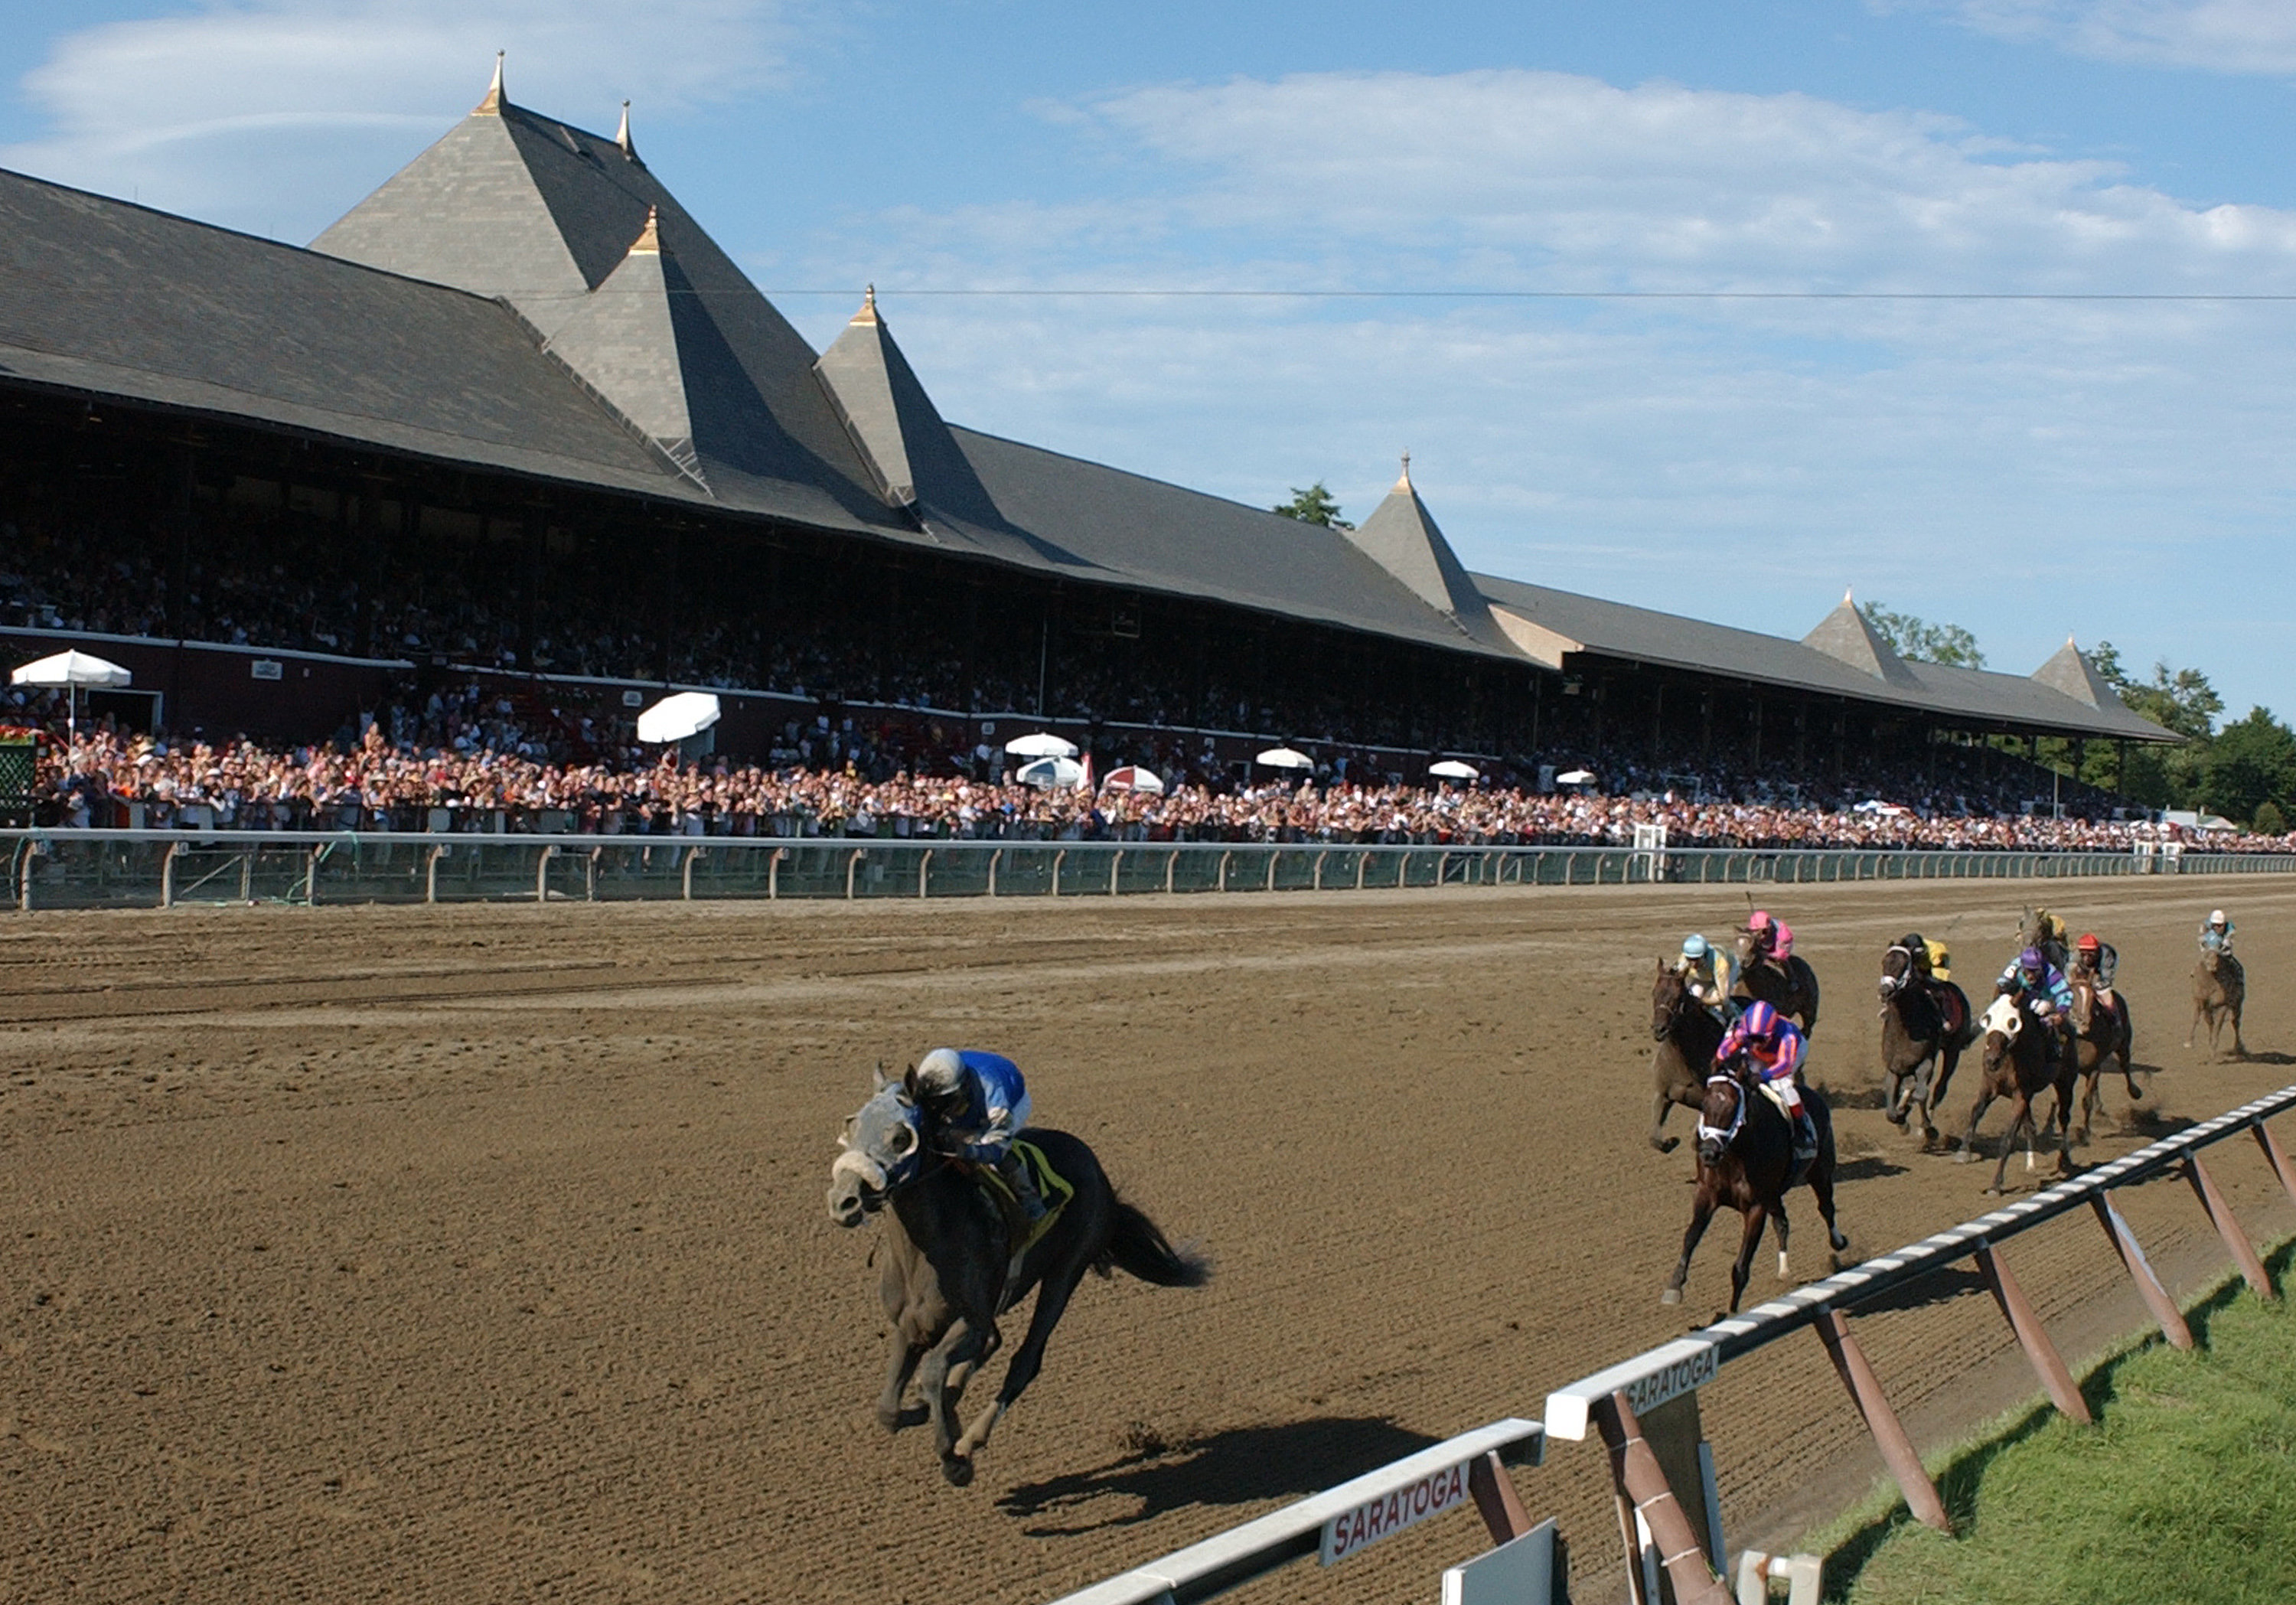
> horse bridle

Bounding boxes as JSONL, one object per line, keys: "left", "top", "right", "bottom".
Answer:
{"left": 1878, "top": 942, "right": 1918, "bottom": 998}
{"left": 1696, "top": 1069, "right": 1747, "bottom": 1149}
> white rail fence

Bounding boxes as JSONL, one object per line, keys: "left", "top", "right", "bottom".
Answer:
{"left": 7, "top": 829, "right": 2293, "bottom": 911}
{"left": 1041, "top": 1086, "right": 2296, "bottom": 1605}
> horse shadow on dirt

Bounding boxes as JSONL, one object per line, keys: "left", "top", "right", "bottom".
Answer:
{"left": 1833, "top": 1154, "right": 1910, "bottom": 1183}
{"left": 997, "top": 1416, "right": 1439, "bottom": 1535}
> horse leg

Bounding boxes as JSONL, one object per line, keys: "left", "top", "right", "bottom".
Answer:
{"left": 1662, "top": 1193, "right": 1717, "bottom": 1307}
{"left": 944, "top": 1323, "right": 1003, "bottom": 1402}
{"left": 1728, "top": 1205, "right": 1767, "bottom": 1315}
{"left": 1990, "top": 1100, "right": 2026, "bottom": 1195}
{"left": 1812, "top": 1160, "right": 1849, "bottom": 1254}
{"left": 955, "top": 1258, "right": 1088, "bottom": 1463}
{"left": 920, "top": 1315, "right": 996, "bottom": 1484}
{"left": 1772, "top": 1203, "right": 1792, "bottom": 1282}
{"left": 1955, "top": 1088, "right": 1996, "bottom": 1165}
{"left": 878, "top": 1330, "right": 929, "bottom": 1432}
{"left": 2076, "top": 1064, "right": 2099, "bottom": 1146}
{"left": 1651, "top": 1087, "right": 1680, "bottom": 1154}
{"left": 2185, "top": 999, "right": 2202, "bottom": 1052}
{"left": 2231, "top": 1000, "right": 2247, "bottom": 1059}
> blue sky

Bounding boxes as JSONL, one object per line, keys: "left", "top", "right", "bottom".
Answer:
{"left": 2, "top": 1, "right": 2291, "bottom": 719}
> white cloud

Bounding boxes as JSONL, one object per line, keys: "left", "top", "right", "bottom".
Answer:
{"left": 3, "top": 1, "right": 798, "bottom": 239}
{"left": 1904, "top": 1, "right": 2296, "bottom": 75}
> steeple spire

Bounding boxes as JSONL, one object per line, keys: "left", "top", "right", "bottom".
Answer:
{"left": 628, "top": 205, "right": 661, "bottom": 256}
{"left": 853, "top": 283, "right": 879, "bottom": 325}
{"left": 616, "top": 99, "right": 637, "bottom": 158}
{"left": 475, "top": 51, "right": 505, "bottom": 116}
{"left": 1396, "top": 449, "right": 1411, "bottom": 491}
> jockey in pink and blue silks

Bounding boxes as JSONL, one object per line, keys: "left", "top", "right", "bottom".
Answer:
{"left": 914, "top": 1048, "right": 1045, "bottom": 1221}
{"left": 1717, "top": 1000, "right": 1815, "bottom": 1157}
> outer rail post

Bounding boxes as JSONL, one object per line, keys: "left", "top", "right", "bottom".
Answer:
{"left": 684, "top": 846, "right": 703, "bottom": 901}
{"left": 1265, "top": 850, "right": 1277, "bottom": 892}
{"left": 919, "top": 850, "right": 932, "bottom": 899}
{"left": 1975, "top": 1241, "right": 2091, "bottom": 1424}
{"left": 1355, "top": 853, "right": 1368, "bottom": 890}
{"left": 987, "top": 848, "right": 1000, "bottom": 897}
{"left": 1052, "top": 848, "right": 1065, "bottom": 896}
{"left": 1313, "top": 850, "right": 1327, "bottom": 889}
{"left": 160, "top": 840, "right": 182, "bottom": 909}
{"left": 768, "top": 846, "right": 784, "bottom": 900}
{"left": 535, "top": 843, "right": 556, "bottom": 903}
{"left": 1591, "top": 1391, "right": 1730, "bottom": 1605}
{"left": 1813, "top": 1309, "right": 1952, "bottom": 1533}
{"left": 1108, "top": 850, "right": 1120, "bottom": 896}
{"left": 1164, "top": 850, "right": 1176, "bottom": 895}
{"left": 2254, "top": 1121, "right": 2296, "bottom": 1210}
{"left": 2187, "top": 1157, "right": 2275, "bottom": 1300}
{"left": 424, "top": 843, "right": 443, "bottom": 903}
{"left": 1466, "top": 1449, "right": 1534, "bottom": 1547}
{"left": 2091, "top": 1194, "right": 2193, "bottom": 1349}
{"left": 845, "top": 847, "right": 863, "bottom": 900}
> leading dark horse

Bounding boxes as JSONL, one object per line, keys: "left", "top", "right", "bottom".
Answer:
{"left": 1650, "top": 964, "right": 1727, "bottom": 1153}
{"left": 1877, "top": 938, "right": 1976, "bottom": 1147}
{"left": 1662, "top": 1069, "right": 1848, "bottom": 1313}
{"left": 827, "top": 1068, "right": 1210, "bottom": 1485}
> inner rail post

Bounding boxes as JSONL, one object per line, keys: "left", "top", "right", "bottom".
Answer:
{"left": 2253, "top": 1119, "right": 2296, "bottom": 1210}
{"left": 2091, "top": 1194, "right": 2194, "bottom": 1349}
{"left": 1466, "top": 1449, "right": 1535, "bottom": 1547}
{"left": 1590, "top": 1391, "right": 1730, "bottom": 1605}
{"left": 1813, "top": 1308, "right": 1952, "bottom": 1533}
{"left": 1974, "top": 1241, "right": 2091, "bottom": 1424}
{"left": 2186, "top": 1156, "right": 2275, "bottom": 1301}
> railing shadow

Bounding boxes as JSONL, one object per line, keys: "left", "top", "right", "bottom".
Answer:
{"left": 996, "top": 1415, "right": 1440, "bottom": 1536}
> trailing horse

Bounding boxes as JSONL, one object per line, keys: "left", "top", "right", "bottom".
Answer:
{"left": 827, "top": 1068, "right": 1209, "bottom": 1485}
{"left": 1955, "top": 995, "right": 2076, "bottom": 1194}
{"left": 1732, "top": 926, "right": 1820, "bottom": 1036}
{"left": 1662, "top": 1068, "right": 1847, "bottom": 1313}
{"left": 1877, "top": 939, "right": 1976, "bottom": 1148}
{"left": 2068, "top": 973, "right": 2138, "bottom": 1143}
{"left": 1649, "top": 963, "right": 1727, "bottom": 1153}
{"left": 2186, "top": 949, "right": 2246, "bottom": 1059}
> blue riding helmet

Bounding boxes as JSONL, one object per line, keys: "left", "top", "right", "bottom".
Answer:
{"left": 1681, "top": 933, "right": 1710, "bottom": 961}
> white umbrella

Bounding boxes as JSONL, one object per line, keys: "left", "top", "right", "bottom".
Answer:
{"left": 1004, "top": 731, "right": 1078, "bottom": 759}
{"left": 1255, "top": 746, "right": 1315, "bottom": 770}
{"left": 1556, "top": 768, "right": 1596, "bottom": 786}
{"left": 1428, "top": 759, "right": 1479, "bottom": 781}
{"left": 1016, "top": 755, "right": 1085, "bottom": 789}
{"left": 636, "top": 690, "right": 721, "bottom": 744}
{"left": 1103, "top": 765, "right": 1164, "bottom": 794}
{"left": 12, "top": 649, "right": 132, "bottom": 739}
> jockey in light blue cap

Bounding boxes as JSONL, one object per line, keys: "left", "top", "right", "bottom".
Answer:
{"left": 914, "top": 1048, "right": 1044, "bottom": 1220}
{"left": 1675, "top": 932, "right": 1739, "bottom": 1023}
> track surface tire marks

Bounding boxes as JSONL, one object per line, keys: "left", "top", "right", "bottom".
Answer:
{"left": 1, "top": 882, "right": 2291, "bottom": 1603}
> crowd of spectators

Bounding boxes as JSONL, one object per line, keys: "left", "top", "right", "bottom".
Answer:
{"left": 14, "top": 714, "right": 2291, "bottom": 854}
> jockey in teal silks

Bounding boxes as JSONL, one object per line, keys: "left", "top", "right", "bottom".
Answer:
{"left": 1997, "top": 945, "right": 2075, "bottom": 1065}
{"left": 1717, "top": 1000, "right": 1815, "bottom": 1160}
{"left": 2201, "top": 909, "right": 2236, "bottom": 958}
{"left": 915, "top": 1047, "right": 1045, "bottom": 1222}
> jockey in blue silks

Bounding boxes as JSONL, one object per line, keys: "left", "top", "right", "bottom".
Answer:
{"left": 915, "top": 1048, "right": 1045, "bottom": 1221}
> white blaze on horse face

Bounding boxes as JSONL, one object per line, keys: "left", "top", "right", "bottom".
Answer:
{"left": 827, "top": 1149, "right": 886, "bottom": 1225}
{"left": 1981, "top": 994, "right": 2023, "bottom": 1041}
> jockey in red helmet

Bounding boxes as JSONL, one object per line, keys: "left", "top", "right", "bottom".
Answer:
{"left": 1717, "top": 999, "right": 1815, "bottom": 1158}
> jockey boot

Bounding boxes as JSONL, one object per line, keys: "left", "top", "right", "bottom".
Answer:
{"left": 995, "top": 1148, "right": 1046, "bottom": 1224}
{"left": 1792, "top": 1110, "right": 1818, "bottom": 1160}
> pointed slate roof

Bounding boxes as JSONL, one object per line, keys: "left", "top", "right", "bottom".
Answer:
{"left": 1341, "top": 458, "right": 1512, "bottom": 649}
{"left": 2031, "top": 636, "right": 2128, "bottom": 710}
{"left": 311, "top": 62, "right": 890, "bottom": 527}
{"left": 814, "top": 287, "right": 996, "bottom": 520}
{"left": 1803, "top": 588, "right": 1925, "bottom": 689}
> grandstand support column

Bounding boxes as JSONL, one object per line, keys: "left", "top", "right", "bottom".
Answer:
{"left": 518, "top": 501, "right": 546, "bottom": 668}
{"left": 2116, "top": 739, "right": 2128, "bottom": 793}
{"left": 1795, "top": 699, "right": 1808, "bottom": 771}
{"left": 165, "top": 442, "right": 196, "bottom": 639}
{"left": 1650, "top": 680, "right": 1665, "bottom": 759}
{"left": 354, "top": 468, "right": 388, "bottom": 659}
{"left": 1750, "top": 692, "right": 1762, "bottom": 768}
{"left": 657, "top": 519, "right": 683, "bottom": 683}
{"left": 1700, "top": 687, "right": 1713, "bottom": 761}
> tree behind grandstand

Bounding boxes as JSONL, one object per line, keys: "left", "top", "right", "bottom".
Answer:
{"left": 1857, "top": 601, "right": 1985, "bottom": 667}
{"left": 2060, "top": 644, "right": 2296, "bottom": 827}
{"left": 1272, "top": 482, "right": 1353, "bottom": 529}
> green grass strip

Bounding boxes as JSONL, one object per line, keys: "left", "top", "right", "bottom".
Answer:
{"left": 1816, "top": 1238, "right": 2296, "bottom": 1605}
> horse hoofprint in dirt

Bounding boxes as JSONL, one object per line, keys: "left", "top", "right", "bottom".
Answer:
{"left": 827, "top": 1067, "right": 1209, "bottom": 1485}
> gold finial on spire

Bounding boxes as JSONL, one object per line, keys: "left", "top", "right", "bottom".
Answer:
{"left": 1844, "top": 585, "right": 1855, "bottom": 605}
{"left": 616, "top": 99, "right": 637, "bottom": 158}
{"left": 476, "top": 51, "right": 505, "bottom": 116}
{"left": 630, "top": 204, "right": 661, "bottom": 255}
{"left": 854, "top": 283, "right": 879, "bottom": 325}
{"left": 1394, "top": 449, "right": 1412, "bottom": 491}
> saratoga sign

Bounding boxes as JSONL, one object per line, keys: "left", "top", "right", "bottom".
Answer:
{"left": 1319, "top": 1457, "right": 1473, "bottom": 1564}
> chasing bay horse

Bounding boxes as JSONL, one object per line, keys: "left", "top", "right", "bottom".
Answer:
{"left": 2187, "top": 948, "right": 2247, "bottom": 1059}
{"left": 1662, "top": 1068, "right": 1847, "bottom": 1313}
{"left": 1650, "top": 963, "right": 1728, "bottom": 1153}
{"left": 2068, "top": 969, "right": 2138, "bottom": 1142}
{"left": 1878, "top": 938, "right": 1976, "bottom": 1147}
{"left": 827, "top": 1068, "right": 1209, "bottom": 1485}
{"left": 1733, "top": 926, "right": 1821, "bottom": 1036}
{"left": 1955, "top": 995, "right": 2077, "bottom": 1194}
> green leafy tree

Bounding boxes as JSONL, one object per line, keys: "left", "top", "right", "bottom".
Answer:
{"left": 2256, "top": 800, "right": 2288, "bottom": 836}
{"left": 1272, "top": 482, "right": 1352, "bottom": 530}
{"left": 2202, "top": 706, "right": 2296, "bottom": 827}
{"left": 2087, "top": 642, "right": 2223, "bottom": 810}
{"left": 1857, "top": 601, "right": 1985, "bottom": 667}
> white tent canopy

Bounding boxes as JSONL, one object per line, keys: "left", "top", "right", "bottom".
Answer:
{"left": 1555, "top": 768, "right": 1596, "bottom": 786}
{"left": 1016, "top": 755, "right": 1085, "bottom": 789}
{"left": 1004, "top": 731, "right": 1078, "bottom": 759}
{"left": 1429, "top": 759, "right": 1479, "bottom": 780}
{"left": 1255, "top": 746, "right": 1314, "bottom": 770}
{"left": 12, "top": 649, "right": 132, "bottom": 738}
{"left": 636, "top": 691, "right": 721, "bottom": 744}
{"left": 1103, "top": 765, "right": 1164, "bottom": 794}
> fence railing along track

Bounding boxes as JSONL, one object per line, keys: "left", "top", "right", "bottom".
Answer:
{"left": 7, "top": 829, "right": 2291, "bottom": 911}
{"left": 1040, "top": 1086, "right": 2296, "bottom": 1605}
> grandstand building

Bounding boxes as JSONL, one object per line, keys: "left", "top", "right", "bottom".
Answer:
{"left": 0, "top": 61, "right": 2173, "bottom": 789}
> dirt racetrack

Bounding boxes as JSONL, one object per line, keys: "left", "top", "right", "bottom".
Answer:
{"left": 3, "top": 876, "right": 2292, "bottom": 1603}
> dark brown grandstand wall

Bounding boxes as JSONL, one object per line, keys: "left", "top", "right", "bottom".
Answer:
{"left": 1, "top": 627, "right": 398, "bottom": 743}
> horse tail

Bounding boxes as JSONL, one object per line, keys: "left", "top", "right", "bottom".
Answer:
{"left": 1102, "top": 1197, "right": 1212, "bottom": 1287}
